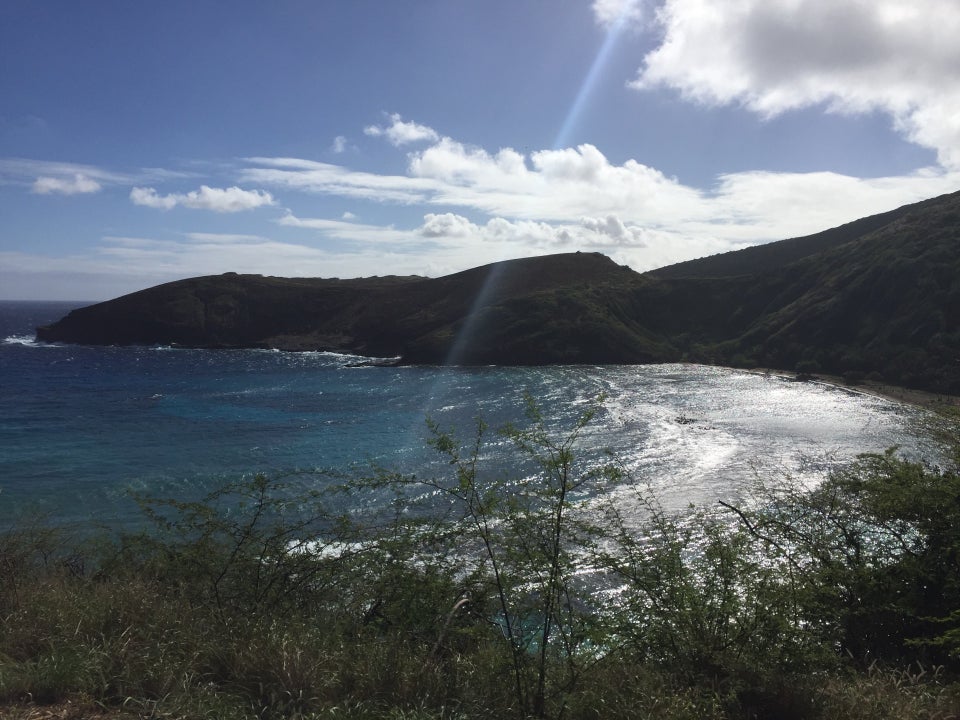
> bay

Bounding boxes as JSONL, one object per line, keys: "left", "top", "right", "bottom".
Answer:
{"left": 0, "top": 301, "right": 939, "bottom": 530}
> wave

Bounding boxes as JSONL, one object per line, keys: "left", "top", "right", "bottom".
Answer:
{"left": 2, "top": 334, "right": 58, "bottom": 348}
{"left": 145, "top": 344, "right": 400, "bottom": 367}
{"left": 320, "top": 351, "right": 402, "bottom": 366}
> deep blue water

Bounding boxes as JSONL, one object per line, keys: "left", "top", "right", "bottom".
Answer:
{"left": 0, "top": 301, "right": 940, "bottom": 530}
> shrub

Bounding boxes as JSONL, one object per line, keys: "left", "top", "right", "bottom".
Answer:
{"left": 2, "top": 402, "right": 959, "bottom": 719}
{"left": 843, "top": 370, "right": 865, "bottom": 385}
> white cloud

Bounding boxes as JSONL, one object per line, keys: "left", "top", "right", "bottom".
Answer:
{"left": 416, "top": 212, "right": 653, "bottom": 250}
{"left": 406, "top": 139, "right": 707, "bottom": 223}
{"left": 184, "top": 232, "right": 270, "bottom": 244}
{"left": 278, "top": 213, "right": 415, "bottom": 244}
{"left": 241, "top": 157, "right": 436, "bottom": 203}
{"left": 419, "top": 212, "right": 479, "bottom": 238}
{"left": 90, "top": 234, "right": 378, "bottom": 278}
{"left": 281, "top": 210, "right": 599, "bottom": 254}
{"left": 129, "top": 187, "right": 177, "bottom": 210}
{"left": 0, "top": 158, "right": 131, "bottom": 187}
{"left": 364, "top": 113, "right": 440, "bottom": 146}
{"left": 409, "top": 138, "right": 530, "bottom": 187}
{"left": 331, "top": 135, "right": 348, "bottom": 153}
{"left": 130, "top": 185, "right": 276, "bottom": 212}
{"left": 0, "top": 249, "right": 174, "bottom": 301}
{"left": 32, "top": 173, "right": 102, "bottom": 195}
{"left": 592, "top": 0, "right": 646, "bottom": 28}
{"left": 0, "top": 158, "right": 197, "bottom": 191}
{"left": 244, "top": 128, "right": 960, "bottom": 275}
{"left": 6, "top": 232, "right": 451, "bottom": 291}
{"left": 634, "top": 0, "right": 960, "bottom": 167}
{"left": 10, "top": 157, "right": 955, "bottom": 299}
{"left": 580, "top": 215, "right": 647, "bottom": 245}
{"left": 101, "top": 236, "right": 176, "bottom": 250}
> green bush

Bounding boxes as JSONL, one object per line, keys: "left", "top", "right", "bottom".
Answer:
{"left": 2, "top": 402, "right": 960, "bottom": 719}
{"left": 721, "top": 445, "right": 960, "bottom": 669}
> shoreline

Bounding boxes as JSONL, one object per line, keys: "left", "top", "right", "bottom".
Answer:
{"left": 744, "top": 367, "right": 960, "bottom": 413}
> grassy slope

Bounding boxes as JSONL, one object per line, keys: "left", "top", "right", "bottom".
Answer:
{"left": 670, "top": 191, "right": 960, "bottom": 392}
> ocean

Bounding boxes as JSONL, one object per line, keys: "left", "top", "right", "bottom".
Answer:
{"left": 0, "top": 300, "right": 940, "bottom": 531}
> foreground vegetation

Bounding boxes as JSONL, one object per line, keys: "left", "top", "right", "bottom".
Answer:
{"left": 3, "top": 403, "right": 960, "bottom": 719}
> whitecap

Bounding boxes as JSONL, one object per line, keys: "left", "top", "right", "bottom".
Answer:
{"left": 2, "top": 334, "right": 56, "bottom": 348}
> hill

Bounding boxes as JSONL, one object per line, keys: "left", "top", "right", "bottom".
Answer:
{"left": 36, "top": 192, "right": 960, "bottom": 393}
{"left": 36, "top": 252, "right": 671, "bottom": 365}
{"left": 650, "top": 193, "right": 950, "bottom": 280}
{"left": 638, "top": 191, "right": 960, "bottom": 393}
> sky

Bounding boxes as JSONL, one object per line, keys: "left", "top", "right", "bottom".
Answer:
{"left": 2, "top": 0, "right": 959, "bottom": 301}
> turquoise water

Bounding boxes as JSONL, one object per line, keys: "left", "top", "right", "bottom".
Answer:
{"left": 0, "top": 301, "right": 938, "bottom": 530}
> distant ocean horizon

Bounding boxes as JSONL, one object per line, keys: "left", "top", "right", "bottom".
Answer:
{"left": 0, "top": 300, "right": 941, "bottom": 531}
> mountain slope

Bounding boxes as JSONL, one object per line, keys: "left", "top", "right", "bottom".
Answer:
{"left": 37, "top": 252, "right": 671, "bottom": 365}
{"left": 641, "top": 190, "right": 960, "bottom": 392}
{"left": 35, "top": 192, "right": 960, "bottom": 393}
{"left": 651, "top": 192, "right": 955, "bottom": 279}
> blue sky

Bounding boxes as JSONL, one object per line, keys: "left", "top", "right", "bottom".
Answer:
{"left": 2, "top": 0, "right": 958, "bottom": 300}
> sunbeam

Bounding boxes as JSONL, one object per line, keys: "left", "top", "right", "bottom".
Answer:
{"left": 441, "top": 263, "right": 506, "bottom": 367}
{"left": 422, "top": 4, "right": 637, "bottom": 413}
{"left": 552, "top": 10, "right": 632, "bottom": 150}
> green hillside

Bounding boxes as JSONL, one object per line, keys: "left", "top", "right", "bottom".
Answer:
{"left": 644, "top": 191, "right": 960, "bottom": 392}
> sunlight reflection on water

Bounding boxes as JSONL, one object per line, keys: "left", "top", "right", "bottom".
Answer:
{"left": 0, "top": 317, "right": 939, "bottom": 529}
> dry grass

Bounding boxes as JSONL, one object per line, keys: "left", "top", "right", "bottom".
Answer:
{"left": 0, "top": 698, "right": 136, "bottom": 720}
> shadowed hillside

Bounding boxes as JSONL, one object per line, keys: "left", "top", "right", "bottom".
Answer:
{"left": 36, "top": 191, "right": 960, "bottom": 393}
{"left": 651, "top": 193, "right": 952, "bottom": 280}
{"left": 639, "top": 190, "right": 960, "bottom": 393}
{"left": 37, "top": 252, "right": 671, "bottom": 365}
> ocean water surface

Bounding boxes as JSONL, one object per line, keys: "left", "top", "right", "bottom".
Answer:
{"left": 0, "top": 301, "right": 940, "bottom": 530}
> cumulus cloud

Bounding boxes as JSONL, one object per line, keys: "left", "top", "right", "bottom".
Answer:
{"left": 130, "top": 185, "right": 276, "bottom": 212}
{"left": 634, "top": 0, "right": 960, "bottom": 166}
{"left": 408, "top": 138, "right": 531, "bottom": 193}
{"left": 331, "top": 135, "right": 348, "bottom": 153}
{"left": 239, "top": 102, "right": 960, "bottom": 276}
{"left": 364, "top": 113, "right": 440, "bottom": 146}
{"left": 32, "top": 173, "right": 101, "bottom": 195}
{"left": 415, "top": 212, "right": 649, "bottom": 249}
{"left": 407, "top": 139, "right": 705, "bottom": 223}
{"left": 281, "top": 210, "right": 576, "bottom": 254}
{"left": 129, "top": 187, "right": 176, "bottom": 210}
{"left": 247, "top": 141, "right": 706, "bottom": 226}
{"left": 246, "top": 136, "right": 960, "bottom": 273}
{"left": 580, "top": 215, "right": 647, "bottom": 245}
{"left": 419, "top": 212, "right": 478, "bottom": 238}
